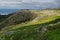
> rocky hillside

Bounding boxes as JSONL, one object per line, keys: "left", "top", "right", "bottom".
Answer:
{"left": 0, "top": 10, "right": 37, "bottom": 30}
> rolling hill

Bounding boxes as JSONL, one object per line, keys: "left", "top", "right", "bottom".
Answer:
{"left": 0, "top": 10, "right": 37, "bottom": 30}
{"left": 0, "top": 9, "right": 60, "bottom": 40}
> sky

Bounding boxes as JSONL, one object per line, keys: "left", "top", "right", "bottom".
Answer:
{"left": 0, "top": 0, "right": 59, "bottom": 9}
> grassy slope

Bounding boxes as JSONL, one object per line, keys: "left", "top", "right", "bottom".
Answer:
{"left": 0, "top": 10, "right": 60, "bottom": 40}
{"left": 44, "top": 22, "right": 60, "bottom": 40}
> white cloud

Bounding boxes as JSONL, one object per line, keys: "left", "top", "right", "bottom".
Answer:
{"left": 0, "top": 0, "right": 22, "bottom": 8}
{"left": 0, "top": 0, "right": 58, "bottom": 9}
{"left": 0, "top": 0, "right": 21, "bottom": 2}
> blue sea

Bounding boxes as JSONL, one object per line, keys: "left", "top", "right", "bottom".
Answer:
{"left": 0, "top": 9, "right": 20, "bottom": 15}
{"left": 0, "top": 9, "right": 42, "bottom": 15}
